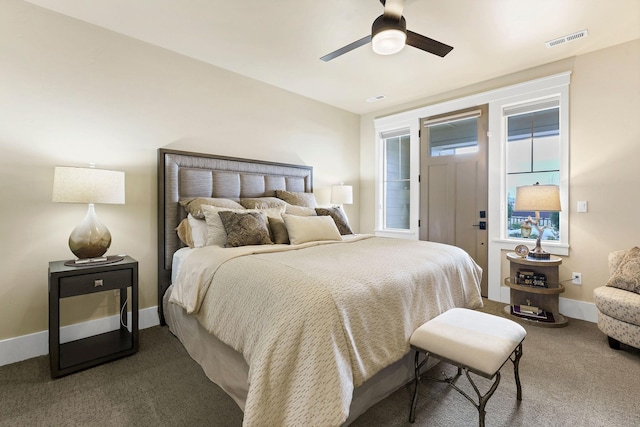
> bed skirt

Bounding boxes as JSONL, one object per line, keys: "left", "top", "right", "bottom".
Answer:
{"left": 163, "top": 285, "right": 421, "bottom": 425}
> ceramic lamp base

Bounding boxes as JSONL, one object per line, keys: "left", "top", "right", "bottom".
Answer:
{"left": 68, "top": 203, "right": 112, "bottom": 259}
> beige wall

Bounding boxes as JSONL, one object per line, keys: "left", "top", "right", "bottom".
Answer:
{"left": 360, "top": 38, "right": 640, "bottom": 305}
{"left": 0, "top": 0, "right": 360, "bottom": 340}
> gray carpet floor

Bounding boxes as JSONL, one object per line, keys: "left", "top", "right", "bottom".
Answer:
{"left": 1, "top": 299, "right": 638, "bottom": 426}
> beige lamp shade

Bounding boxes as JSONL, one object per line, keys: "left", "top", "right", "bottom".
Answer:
{"left": 52, "top": 167, "right": 125, "bottom": 204}
{"left": 331, "top": 184, "right": 353, "bottom": 205}
{"left": 52, "top": 166, "right": 125, "bottom": 261}
{"left": 514, "top": 183, "right": 560, "bottom": 260}
{"left": 514, "top": 184, "right": 561, "bottom": 212}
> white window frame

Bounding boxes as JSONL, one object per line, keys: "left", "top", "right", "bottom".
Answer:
{"left": 373, "top": 119, "right": 420, "bottom": 239}
{"left": 499, "top": 95, "right": 567, "bottom": 245}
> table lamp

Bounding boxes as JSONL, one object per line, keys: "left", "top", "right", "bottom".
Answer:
{"left": 514, "top": 183, "right": 561, "bottom": 260}
{"left": 52, "top": 165, "right": 125, "bottom": 264}
{"left": 331, "top": 183, "right": 353, "bottom": 206}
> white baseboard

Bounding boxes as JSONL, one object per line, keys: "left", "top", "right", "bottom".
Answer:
{"left": 558, "top": 297, "right": 599, "bottom": 323}
{"left": 1, "top": 297, "right": 598, "bottom": 368}
{"left": 0, "top": 306, "right": 159, "bottom": 368}
{"left": 496, "top": 286, "right": 598, "bottom": 323}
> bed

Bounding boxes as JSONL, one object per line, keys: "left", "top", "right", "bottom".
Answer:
{"left": 157, "top": 148, "right": 483, "bottom": 426}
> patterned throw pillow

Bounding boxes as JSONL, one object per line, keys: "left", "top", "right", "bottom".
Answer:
{"left": 239, "top": 197, "right": 287, "bottom": 210}
{"left": 315, "top": 207, "right": 353, "bottom": 235}
{"left": 275, "top": 190, "right": 318, "bottom": 208}
{"left": 606, "top": 246, "right": 640, "bottom": 294}
{"left": 218, "top": 211, "right": 273, "bottom": 248}
{"left": 285, "top": 204, "right": 317, "bottom": 216}
{"left": 180, "top": 197, "right": 244, "bottom": 219}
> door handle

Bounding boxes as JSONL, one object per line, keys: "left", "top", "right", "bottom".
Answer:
{"left": 472, "top": 221, "right": 487, "bottom": 230}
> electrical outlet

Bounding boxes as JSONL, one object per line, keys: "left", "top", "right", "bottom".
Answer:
{"left": 572, "top": 272, "right": 582, "bottom": 285}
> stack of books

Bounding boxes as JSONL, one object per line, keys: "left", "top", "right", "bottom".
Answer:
{"left": 511, "top": 304, "right": 556, "bottom": 323}
{"left": 516, "top": 270, "right": 547, "bottom": 287}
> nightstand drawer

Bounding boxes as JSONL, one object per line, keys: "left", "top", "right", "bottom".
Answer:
{"left": 59, "top": 269, "right": 132, "bottom": 298}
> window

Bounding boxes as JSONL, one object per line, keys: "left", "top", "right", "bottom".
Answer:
{"left": 504, "top": 99, "right": 561, "bottom": 242}
{"left": 425, "top": 110, "right": 482, "bottom": 157}
{"left": 382, "top": 131, "right": 411, "bottom": 230}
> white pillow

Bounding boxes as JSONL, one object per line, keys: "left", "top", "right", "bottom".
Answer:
{"left": 186, "top": 214, "right": 208, "bottom": 248}
{"left": 202, "top": 204, "right": 285, "bottom": 247}
{"left": 282, "top": 214, "right": 342, "bottom": 245}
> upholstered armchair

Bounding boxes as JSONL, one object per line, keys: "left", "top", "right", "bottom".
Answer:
{"left": 593, "top": 247, "right": 640, "bottom": 350}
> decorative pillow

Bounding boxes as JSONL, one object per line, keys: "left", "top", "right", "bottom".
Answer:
{"left": 315, "top": 206, "right": 353, "bottom": 235}
{"left": 275, "top": 190, "right": 318, "bottom": 208}
{"left": 202, "top": 205, "right": 284, "bottom": 247}
{"left": 239, "top": 197, "right": 287, "bottom": 210}
{"left": 268, "top": 216, "right": 289, "bottom": 244}
{"left": 282, "top": 214, "right": 342, "bottom": 245}
{"left": 186, "top": 214, "right": 209, "bottom": 248}
{"left": 606, "top": 246, "right": 640, "bottom": 294}
{"left": 201, "top": 205, "right": 249, "bottom": 247}
{"left": 180, "top": 197, "right": 244, "bottom": 219}
{"left": 218, "top": 211, "right": 273, "bottom": 248}
{"left": 176, "top": 218, "right": 194, "bottom": 248}
{"left": 285, "top": 203, "right": 317, "bottom": 216}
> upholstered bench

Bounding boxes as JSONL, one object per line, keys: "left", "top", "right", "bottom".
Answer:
{"left": 409, "top": 308, "right": 527, "bottom": 427}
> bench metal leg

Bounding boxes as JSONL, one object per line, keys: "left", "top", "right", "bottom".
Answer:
{"left": 409, "top": 344, "right": 523, "bottom": 426}
{"left": 409, "top": 350, "right": 425, "bottom": 423}
{"left": 466, "top": 369, "right": 500, "bottom": 427}
{"left": 512, "top": 342, "right": 523, "bottom": 400}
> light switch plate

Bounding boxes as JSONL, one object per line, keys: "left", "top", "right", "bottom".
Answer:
{"left": 577, "top": 201, "right": 588, "bottom": 213}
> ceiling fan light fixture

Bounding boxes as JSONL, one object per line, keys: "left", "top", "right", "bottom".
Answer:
{"left": 371, "top": 15, "right": 407, "bottom": 55}
{"left": 372, "top": 29, "right": 407, "bottom": 55}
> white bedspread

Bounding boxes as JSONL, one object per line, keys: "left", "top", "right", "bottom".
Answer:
{"left": 169, "top": 236, "right": 482, "bottom": 427}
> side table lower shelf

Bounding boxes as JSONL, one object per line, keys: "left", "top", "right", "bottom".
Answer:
{"left": 58, "top": 328, "right": 135, "bottom": 376}
{"left": 503, "top": 305, "right": 568, "bottom": 328}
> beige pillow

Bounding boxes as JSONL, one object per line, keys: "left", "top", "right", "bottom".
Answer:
{"left": 175, "top": 218, "right": 194, "bottom": 248}
{"left": 606, "top": 246, "right": 640, "bottom": 293}
{"left": 218, "top": 211, "right": 273, "bottom": 248}
{"left": 285, "top": 203, "right": 317, "bottom": 216}
{"left": 315, "top": 206, "right": 353, "bottom": 235}
{"left": 180, "top": 197, "right": 244, "bottom": 219}
{"left": 268, "top": 216, "right": 289, "bottom": 244}
{"left": 282, "top": 214, "right": 342, "bottom": 245}
{"left": 275, "top": 190, "right": 318, "bottom": 208}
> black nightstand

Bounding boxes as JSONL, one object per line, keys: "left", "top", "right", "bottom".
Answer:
{"left": 48, "top": 256, "right": 138, "bottom": 378}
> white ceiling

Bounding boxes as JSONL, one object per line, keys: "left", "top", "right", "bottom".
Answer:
{"left": 25, "top": 0, "right": 640, "bottom": 114}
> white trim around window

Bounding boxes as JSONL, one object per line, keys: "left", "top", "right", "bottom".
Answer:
{"left": 374, "top": 118, "right": 420, "bottom": 239}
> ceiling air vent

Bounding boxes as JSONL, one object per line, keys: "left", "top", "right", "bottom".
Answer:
{"left": 545, "top": 29, "right": 588, "bottom": 48}
{"left": 366, "top": 95, "right": 386, "bottom": 103}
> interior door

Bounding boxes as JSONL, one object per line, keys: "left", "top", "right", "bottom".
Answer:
{"left": 419, "top": 105, "right": 489, "bottom": 296}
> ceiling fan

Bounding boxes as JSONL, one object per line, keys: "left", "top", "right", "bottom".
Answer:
{"left": 320, "top": 0, "right": 453, "bottom": 62}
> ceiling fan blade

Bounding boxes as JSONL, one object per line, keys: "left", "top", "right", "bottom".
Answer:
{"left": 320, "top": 35, "right": 372, "bottom": 62}
{"left": 381, "top": 0, "right": 405, "bottom": 20}
{"left": 406, "top": 30, "right": 453, "bottom": 57}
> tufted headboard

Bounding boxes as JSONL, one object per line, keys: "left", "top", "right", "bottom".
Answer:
{"left": 157, "top": 148, "right": 313, "bottom": 324}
